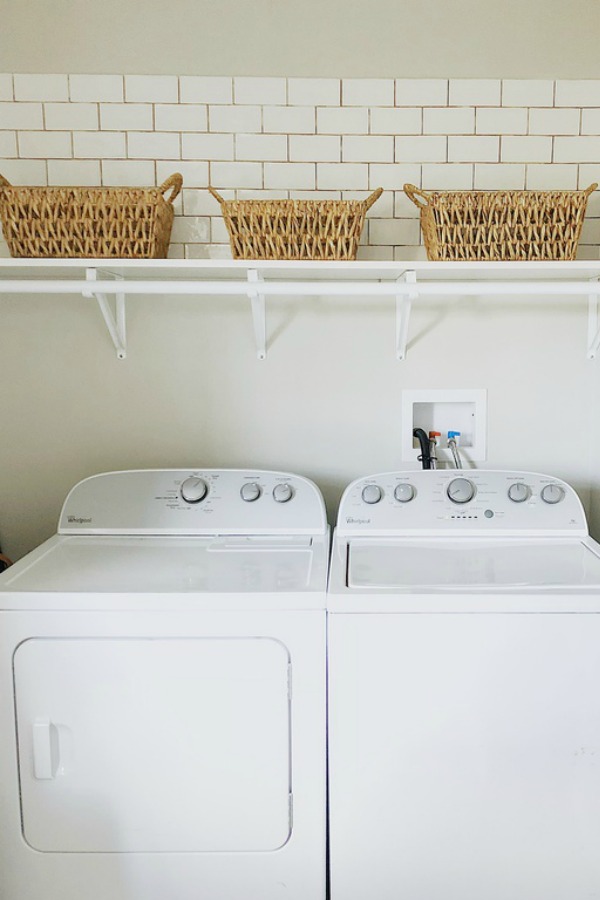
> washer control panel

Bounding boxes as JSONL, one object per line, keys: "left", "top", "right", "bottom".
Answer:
{"left": 59, "top": 469, "right": 326, "bottom": 535}
{"left": 337, "top": 470, "right": 587, "bottom": 536}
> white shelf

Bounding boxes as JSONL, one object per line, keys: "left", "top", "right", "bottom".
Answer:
{"left": 0, "top": 258, "right": 599, "bottom": 360}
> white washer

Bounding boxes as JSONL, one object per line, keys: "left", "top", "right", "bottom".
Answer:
{"left": 328, "top": 469, "right": 600, "bottom": 900}
{"left": 0, "top": 468, "right": 328, "bottom": 900}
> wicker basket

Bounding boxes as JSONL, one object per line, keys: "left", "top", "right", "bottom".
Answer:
{"left": 210, "top": 187, "right": 383, "bottom": 260}
{"left": 404, "top": 183, "right": 597, "bottom": 261}
{"left": 0, "top": 173, "right": 183, "bottom": 258}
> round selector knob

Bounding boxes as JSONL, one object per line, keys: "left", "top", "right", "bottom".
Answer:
{"left": 240, "top": 482, "right": 262, "bottom": 503}
{"left": 508, "top": 482, "right": 531, "bottom": 503}
{"left": 541, "top": 483, "right": 565, "bottom": 505}
{"left": 394, "top": 483, "right": 415, "bottom": 503}
{"left": 362, "top": 484, "right": 383, "bottom": 505}
{"left": 180, "top": 476, "right": 208, "bottom": 504}
{"left": 273, "top": 483, "right": 294, "bottom": 503}
{"left": 447, "top": 477, "right": 476, "bottom": 504}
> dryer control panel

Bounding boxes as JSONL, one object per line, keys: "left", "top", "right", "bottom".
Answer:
{"left": 59, "top": 469, "right": 328, "bottom": 536}
{"left": 337, "top": 470, "right": 588, "bottom": 537}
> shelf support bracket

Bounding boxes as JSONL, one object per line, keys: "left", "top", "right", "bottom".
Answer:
{"left": 83, "top": 268, "right": 127, "bottom": 360}
{"left": 247, "top": 269, "right": 266, "bottom": 360}
{"left": 588, "top": 277, "right": 600, "bottom": 360}
{"left": 396, "top": 271, "right": 418, "bottom": 361}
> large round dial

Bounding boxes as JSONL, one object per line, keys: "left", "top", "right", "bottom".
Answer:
{"left": 362, "top": 484, "right": 383, "bottom": 505}
{"left": 240, "top": 482, "right": 261, "bottom": 502}
{"left": 273, "top": 483, "right": 294, "bottom": 503}
{"left": 508, "top": 482, "right": 531, "bottom": 503}
{"left": 541, "top": 483, "right": 565, "bottom": 505}
{"left": 180, "top": 476, "right": 208, "bottom": 504}
{"left": 447, "top": 477, "right": 476, "bottom": 504}
{"left": 394, "top": 483, "right": 415, "bottom": 503}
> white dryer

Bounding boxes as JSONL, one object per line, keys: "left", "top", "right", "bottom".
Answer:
{"left": 328, "top": 469, "right": 600, "bottom": 900}
{"left": 0, "top": 469, "right": 328, "bottom": 900}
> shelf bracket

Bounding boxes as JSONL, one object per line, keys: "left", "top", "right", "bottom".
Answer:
{"left": 247, "top": 269, "right": 266, "bottom": 360}
{"left": 588, "top": 277, "right": 600, "bottom": 360}
{"left": 83, "top": 268, "right": 127, "bottom": 360}
{"left": 396, "top": 271, "right": 418, "bottom": 361}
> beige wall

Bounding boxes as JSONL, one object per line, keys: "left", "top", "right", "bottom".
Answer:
{"left": 2, "top": 0, "right": 600, "bottom": 78}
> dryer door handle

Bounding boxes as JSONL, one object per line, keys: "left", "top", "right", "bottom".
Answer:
{"left": 32, "top": 717, "right": 57, "bottom": 780}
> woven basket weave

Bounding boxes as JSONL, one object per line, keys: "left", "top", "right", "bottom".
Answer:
{"left": 210, "top": 187, "right": 383, "bottom": 260}
{"left": 404, "top": 183, "right": 597, "bottom": 261}
{"left": 0, "top": 173, "right": 183, "bottom": 258}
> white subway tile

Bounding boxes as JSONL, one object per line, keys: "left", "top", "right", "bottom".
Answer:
{"left": 234, "top": 77, "right": 286, "bottom": 105}
{"left": 19, "top": 131, "right": 72, "bottom": 159}
{"left": 370, "top": 219, "right": 420, "bottom": 245}
{"left": 157, "top": 160, "right": 208, "bottom": 188}
{"left": 264, "top": 162, "right": 315, "bottom": 189}
{"left": 473, "top": 164, "right": 525, "bottom": 189}
{"left": 0, "top": 102, "right": 43, "bottom": 129}
{"left": 236, "top": 134, "right": 288, "bottom": 161}
{"left": 357, "top": 245, "right": 394, "bottom": 261}
{"left": 183, "top": 188, "right": 221, "bottom": 215}
{"left": 502, "top": 80, "right": 553, "bottom": 107}
{"left": 580, "top": 218, "right": 600, "bottom": 244}
{"left": 74, "top": 132, "right": 126, "bottom": 159}
{"left": 396, "top": 135, "right": 446, "bottom": 163}
{"left": 317, "top": 107, "right": 367, "bottom": 134}
{"left": 288, "top": 78, "right": 340, "bottom": 106}
{"left": 44, "top": 103, "right": 99, "bottom": 131}
{"left": 342, "top": 135, "right": 393, "bottom": 163}
{"left": 101, "top": 160, "right": 155, "bottom": 186}
{"left": 476, "top": 107, "right": 528, "bottom": 134}
{"left": 180, "top": 76, "right": 232, "bottom": 104}
{"left": 448, "top": 136, "right": 499, "bottom": 162}
{"left": 342, "top": 79, "right": 394, "bottom": 107}
{"left": 0, "top": 159, "right": 47, "bottom": 183}
{"left": 529, "top": 108, "right": 580, "bottom": 135}
{"left": 450, "top": 79, "right": 501, "bottom": 106}
{"left": 182, "top": 133, "right": 233, "bottom": 160}
{"left": 395, "top": 79, "right": 447, "bottom": 106}
{"left": 154, "top": 104, "right": 207, "bottom": 132}
{"left": 170, "top": 216, "right": 210, "bottom": 243}
{"left": 293, "top": 190, "right": 341, "bottom": 200}
{"left": 343, "top": 190, "right": 392, "bottom": 216}
{"left": 578, "top": 167, "right": 600, "bottom": 193}
{"left": 421, "top": 164, "right": 473, "bottom": 190}
{"left": 0, "top": 75, "right": 13, "bottom": 101}
{"left": 125, "top": 75, "right": 178, "bottom": 103}
{"left": 100, "top": 103, "right": 153, "bottom": 131}
{"left": 575, "top": 246, "right": 600, "bottom": 260}
{"left": 210, "top": 105, "right": 261, "bottom": 133}
{"left": 370, "top": 108, "right": 421, "bottom": 134}
{"left": 526, "top": 164, "right": 579, "bottom": 190}
{"left": 554, "top": 136, "right": 600, "bottom": 163}
{"left": 14, "top": 74, "right": 68, "bottom": 101}
{"left": 70, "top": 75, "right": 123, "bottom": 102}
{"left": 202, "top": 243, "right": 233, "bottom": 260}
{"left": 423, "top": 107, "right": 475, "bottom": 134}
{"left": 210, "top": 217, "right": 232, "bottom": 242}
{"left": 128, "top": 132, "right": 180, "bottom": 159}
{"left": 210, "top": 162, "right": 263, "bottom": 189}
{"left": 501, "top": 136, "right": 552, "bottom": 163}
{"left": 582, "top": 109, "right": 600, "bottom": 135}
{"left": 0, "top": 131, "right": 17, "bottom": 157}
{"left": 395, "top": 191, "right": 420, "bottom": 218}
{"left": 237, "top": 189, "right": 285, "bottom": 200}
{"left": 316, "top": 163, "right": 368, "bottom": 190}
{"left": 370, "top": 163, "right": 420, "bottom": 190}
{"left": 555, "top": 80, "right": 600, "bottom": 107}
{"left": 263, "top": 106, "right": 315, "bottom": 134}
{"left": 394, "top": 245, "right": 429, "bottom": 261}
{"left": 47, "top": 160, "right": 101, "bottom": 185}
{"left": 0, "top": 239, "right": 10, "bottom": 257}
{"left": 168, "top": 242, "right": 185, "bottom": 259}
{"left": 289, "top": 135, "right": 340, "bottom": 162}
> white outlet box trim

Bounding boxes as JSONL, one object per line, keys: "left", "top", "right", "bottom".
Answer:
{"left": 401, "top": 388, "right": 487, "bottom": 464}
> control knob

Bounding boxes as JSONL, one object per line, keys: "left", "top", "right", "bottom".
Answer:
{"left": 362, "top": 484, "right": 383, "bottom": 505}
{"left": 394, "top": 483, "right": 415, "bottom": 503}
{"left": 273, "top": 483, "right": 294, "bottom": 503}
{"left": 180, "top": 476, "right": 208, "bottom": 504}
{"left": 508, "top": 482, "right": 531, "bottom": 503}
{"left": 240, "top": 482, "right": 262, "bottom": 502}
{"left": 541, "top": 483, "right": 565, "bottom": 505}
{"left": 447, "top": 477, "right": 476, "bottom": 504}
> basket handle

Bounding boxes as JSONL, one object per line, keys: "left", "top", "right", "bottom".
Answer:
{"left": 404, "top": 184, "right": 431, "bottom": 209}
{"left": 159, "top": 173, "right": 183, "bottom": 204}
{"left": 365, "top": 187, "right": 384, "bottom": 210}
{"left": 0, "top": 174, "right": 11, "bottom": 188}
{"left": 209, "top": 186, "right": 225, "bottom": 205}
{"left": 583, "top": 182, "right": 599, "bottom": 197}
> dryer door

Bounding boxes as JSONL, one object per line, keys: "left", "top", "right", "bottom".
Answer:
{"left": 14, "top": 637, "right": 291, "bottom": 852}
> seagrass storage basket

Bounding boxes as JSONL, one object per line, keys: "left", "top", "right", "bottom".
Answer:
{"left": 210, "top": 187, "right": 383, "bottom": 260}
{"left": 0, "top": 173, "right": 183, "bottom": 258}
{"left": 404, "top": 183, "right": 597, "bottom": 261}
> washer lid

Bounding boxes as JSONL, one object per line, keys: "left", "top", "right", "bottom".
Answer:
{"left": 347, "top": 539, "right": 600, "bottom": 590}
